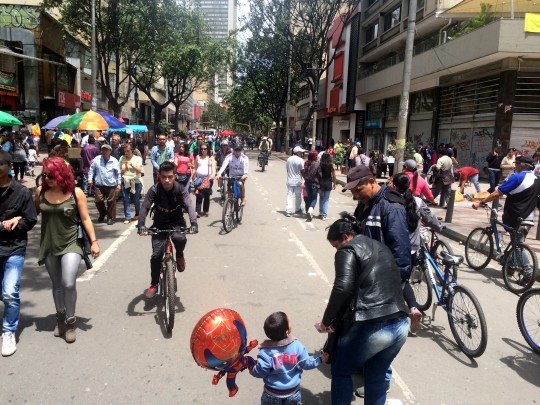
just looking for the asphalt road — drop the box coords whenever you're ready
[1,150,538,404]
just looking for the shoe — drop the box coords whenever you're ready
[98,215,106,223]
[145,284,158,299]
[123,219,131,224]
[355,381,390,398]
[295,208,304,214]
[203,212,209,217]
[133,215,139,220]
[2,332,16,356]
[307,207,313,220]
[107,219,115,225]
[321,216,328,221]
[216,186,222,192]
[177,257,186,272]
[196,212,201,218]
[518,274,533,286]
[286,212,292,217]
[410,307,422,334]
[54,311,66,337]
[64,317,76,343]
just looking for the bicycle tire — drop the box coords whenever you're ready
[235,200,243,223]
[164,259,175,333]
[222,198,234,233]
[35,174,42,188]
[464,227,493,270]
[446,284,488,358]
[261,159,266,172]
[502,244,538,294]
[410,263,432,312]
[431,240,455,277]
[516,288,540,355]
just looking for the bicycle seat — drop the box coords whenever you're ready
[440,251,463,265]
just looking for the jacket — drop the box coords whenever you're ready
[322,235,409,326]
[354,184,411,279]
[486,152,502,170]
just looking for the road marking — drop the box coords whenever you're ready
[393,369,416,404]
[78,225,136,282]
[288,231,330,286]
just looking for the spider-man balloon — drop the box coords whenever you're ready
[190,308,257,397]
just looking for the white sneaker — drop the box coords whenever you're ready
[2,332,16,356]
[307,207,314,220]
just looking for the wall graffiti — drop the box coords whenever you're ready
[0,5,40,30]
[450,128,471,167]
[471,127,494,175]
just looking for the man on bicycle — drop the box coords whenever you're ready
[215,140,231,193]
[137,161,198,298]
[217,145,249,207]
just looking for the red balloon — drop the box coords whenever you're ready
[190,308,251,371]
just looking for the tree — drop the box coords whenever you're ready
[201,101,230,130]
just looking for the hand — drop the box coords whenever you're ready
[216,175,221,180]
[138,225,148,235]
[241,175,247,181]
[116,184,121,191]
[87,181,93,187]
[190,224,198,234]
[472,202,479,210]
[2,217,21,231]
[90,242,100,258]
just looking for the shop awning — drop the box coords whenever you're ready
[0,47,66,66]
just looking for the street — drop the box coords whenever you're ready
[1,150,539,404]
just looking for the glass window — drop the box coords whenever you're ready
[366,23,378,43]
[384,7,401,31]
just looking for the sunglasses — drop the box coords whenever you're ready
[43,173,56,180]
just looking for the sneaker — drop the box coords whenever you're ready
[2,332,16,356]
[321,216,328,221]
[295,208,304,215]
[107,218,115,225]
[216,186,222,192]
[307,207,313,220]
[177,257,186,272]
[123,219,131,224]
[410,307,422,334]
[518,274,533,286]
[355,381,390,398]
[98,215,106,223]
[286,212,292,217]
[145,284,158,299]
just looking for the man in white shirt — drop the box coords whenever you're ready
[217,145,249,206]
[285,146,305,217]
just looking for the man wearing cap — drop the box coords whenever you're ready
[88,144,121,225]
[0,150,37,356]
[285,146,306,216]
[217,145,249,206]
[473,155,540,284]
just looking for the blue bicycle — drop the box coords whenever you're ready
[465,202,537,294]
[221,176,244,233]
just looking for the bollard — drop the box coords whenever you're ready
[445,189,456,223]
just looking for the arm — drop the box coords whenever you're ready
[191,156,199,181]
[1,188,37,232]
[419,177,434,201]
[331,166,336,189]
[137,185,156,227]
[150,147,160,171]
[297,344,321,370]
[242,156,249,178]
[417,199,444,232]
[472,189,503,209]
[250,352,272,379]
[218,154,231,177]
[75,188,100,257]
[34,186,42,215]
[181,184,198,226]
[88,159,96,184]
[211,157,217,178]
[382,204,411,280]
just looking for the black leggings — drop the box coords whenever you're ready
[13,162,26,179]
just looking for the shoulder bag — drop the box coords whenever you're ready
[72,191,93,270]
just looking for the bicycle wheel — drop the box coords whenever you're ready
[222,198,234,233]
[464,228,493,270]
[235,200,243,223]
[164,259,176,333]
[446,284,488,358]
[431,240,455,275]
[261,159,266,172]
[516,288,540,354]
[35,174,42,188]
[502,244,538,294]
[410,263,432,312]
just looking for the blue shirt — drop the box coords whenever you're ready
[88,155,121,187]
[498,170,540,227]
[150,146,174,172]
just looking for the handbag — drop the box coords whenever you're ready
[197,177,211,190]
[176,173,189,182]
[72,192,93,270]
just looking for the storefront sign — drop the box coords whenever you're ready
[0,70,16,93]
[57,90,81,109]
[80,90,92,102]
[365,119,382,129]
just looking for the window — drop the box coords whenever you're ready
[366,23,378,43]
[384,7,401,31]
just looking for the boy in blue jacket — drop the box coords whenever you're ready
[250,311,322,404]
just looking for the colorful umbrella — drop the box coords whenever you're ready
[0,110,23,126]
[220,129,236,136]
[43,115,70,129]
[57,110,127,131]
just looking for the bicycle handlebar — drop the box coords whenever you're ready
[145,227,191,235]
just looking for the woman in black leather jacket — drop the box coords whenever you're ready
[320,219,409,405]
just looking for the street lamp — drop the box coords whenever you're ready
[134,90,139,124]
[91,0,97,111]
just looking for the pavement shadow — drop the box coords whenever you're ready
[301,387,332,404]
[500,337,540,387]
[459,265,508,290]
[17,313,93,339]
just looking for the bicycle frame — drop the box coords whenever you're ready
[420,246,456,308]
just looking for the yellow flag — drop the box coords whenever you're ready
[524,13,540,33]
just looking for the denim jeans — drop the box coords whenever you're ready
[261,389,301,405]
[469,174,481,193]
[318,189,331,218]
[286,185,302,214]
[488,169,501,193]
[305,184,318,210]
[121,182,142,220]
[331,315,409,405]
[0,255,24,333]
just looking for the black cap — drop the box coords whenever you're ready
[516,155,534,166]
[233,145,242,151]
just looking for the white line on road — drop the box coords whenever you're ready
[287,231,330,286]
[78,225,136,282]
[393,368,416,404]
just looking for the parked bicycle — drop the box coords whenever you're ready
[145,227,190,333]
[410,229,488,357]
[464,202,537,294]
[222,176,244,233]
[516,288,540,354]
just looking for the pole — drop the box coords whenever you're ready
[284,42,292,153]
[395,0,417,172]
[91,0,97,112]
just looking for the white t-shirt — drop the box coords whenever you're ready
[286,155,304,187]
[195,156,213,177]
[28,149,38,162]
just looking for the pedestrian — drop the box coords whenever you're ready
[486,144,503,193]
[27,145,38,177]
[11,136,28,183]
[402,159,436,204]
[119,144,143,224]
[455,166,481,194]
[174,142,194,188]
[318,152,336,220]
[432,150,454,208]
[191,142,216,217]
[500,147,517,180]
[110,135,122,160]
[88,143,121,225]
[35,157,100,343]
[150,134,174,184]
[320,219,409,405]
[81,136,100,196]
[0,151,37,356]
[348,142,359,169]
[285,146,305,217]
[250,311,321,404]
[303,150,320,220]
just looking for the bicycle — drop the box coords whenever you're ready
[464,202,537,294]
[516,287,540,354]
[222,176,244,233]
[145,227,190,333]
[258,150,269,172]
[410,234,488,357]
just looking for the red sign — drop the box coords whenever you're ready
[80,90,92,102]
[57,90,81,109]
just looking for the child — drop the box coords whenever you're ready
[28,145,38,177]
[250,312,321,405]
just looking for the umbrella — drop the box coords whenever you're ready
[0,110,23,126]
[220,129,236,136]
[57,110,126,131]
[43,115,70,129]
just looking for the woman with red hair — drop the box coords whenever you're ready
[34,157,99,343]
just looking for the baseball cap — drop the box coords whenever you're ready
[97,136,106,142]
[293,146,305,154]
[342,165,373,191]
[234,144,242,151]
[221,140,228,146]
[516,155,534,166]
[101,144,112,150]
[403,159,417,171]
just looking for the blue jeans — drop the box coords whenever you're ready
[121,182,142,220]
[318,189,331,217]
[331,315,409,405]
[261,389,301,405]
[305,184,318,210]
[0,255,24,333]
[469,174,481,193]
[488,170,500,193]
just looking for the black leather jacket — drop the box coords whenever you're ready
[322,235,408,326]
